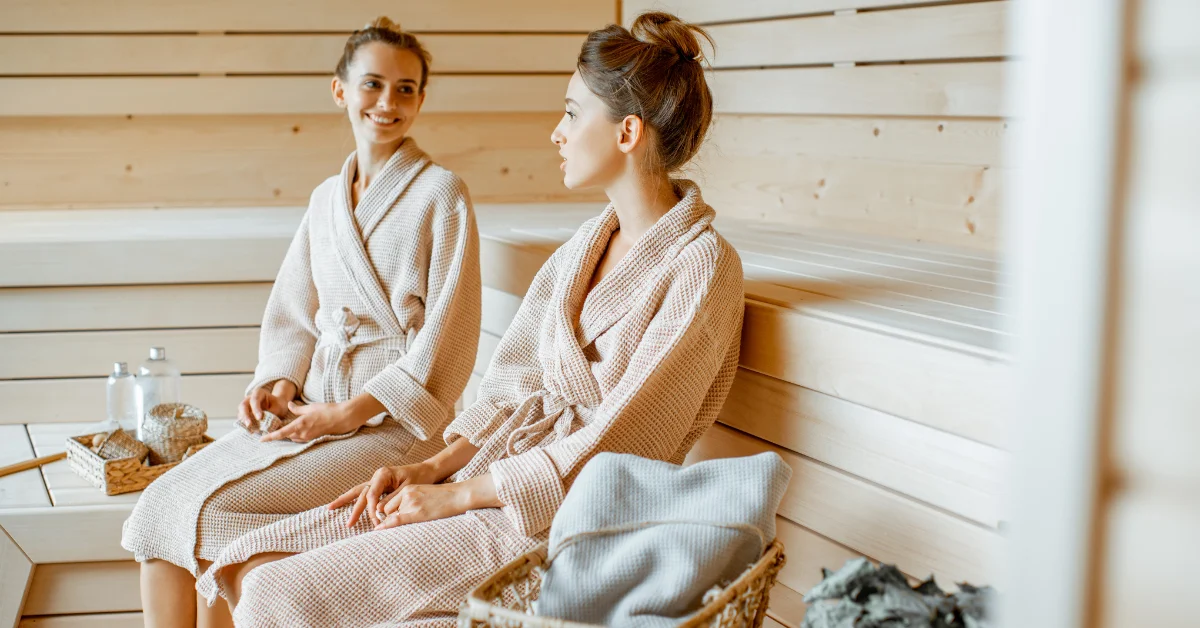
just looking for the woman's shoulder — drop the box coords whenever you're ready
[414,162,471,209]
[673,228,743,284]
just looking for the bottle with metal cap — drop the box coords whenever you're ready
[105,361,138,432]
[135,347,182,441]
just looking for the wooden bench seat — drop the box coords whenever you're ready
[0,205,1010,626]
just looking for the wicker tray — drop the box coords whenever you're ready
[65,431,213,496]
[458,540,786,628]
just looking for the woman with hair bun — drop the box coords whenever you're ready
[197,12,745,627]
[122,17,482,627]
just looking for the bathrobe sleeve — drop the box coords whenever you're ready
[246,207,321,396]
[489,245,746,536]
[442,246,564,447]
[362,178,482,441]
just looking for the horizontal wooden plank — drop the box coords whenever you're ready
[0,74,569,116]
[23,562,140,615]
[0,207,301,286]
[711,63,1007,117]
[766,582,806,627]
[0,0,613,33]
[475,332,502,375]
[0,113,603,210]
[707,3,1007,69]
[0,328,258,379]
[0,426,50,509]
[772,516,869,600]
[693,151,1003,250]
[0,374,250,426]
[687,423,1001,586]
[27,420,237,507]
[1101,490,1200,628]
[1,527,33,628]
[481,287,524,338]
[705,115,1008,167]
[0,284,272,333]
[739,300,1008,447]
[720,368,1008,526]
[0,505,133,563]
[623,0,940,24]
[0,33,584,75]
[18,613,143,628]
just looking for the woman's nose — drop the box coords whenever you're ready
[550,126,564,146]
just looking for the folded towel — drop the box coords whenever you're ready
[536,451,792,626]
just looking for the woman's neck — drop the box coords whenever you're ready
[604,172,679,241]
[353,138,404,191]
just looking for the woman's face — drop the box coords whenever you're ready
[550,71,627,190]
[332,42,425,147]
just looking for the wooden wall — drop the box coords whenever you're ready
[0,0,617,209]
[624,0,1010,250]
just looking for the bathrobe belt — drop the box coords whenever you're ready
[316,306,413,403]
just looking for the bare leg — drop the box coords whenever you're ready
[195,559,234,628]
[141,559,198,628]
[222,552,295,611]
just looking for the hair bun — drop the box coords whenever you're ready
[630,11,710,63]
[364,15,403,33]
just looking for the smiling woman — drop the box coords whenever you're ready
[119,16,484,628]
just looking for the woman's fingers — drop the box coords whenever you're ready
[260,419,303,443]
[346,486,371,527]
[248,391,265,420]
[237,398,254,429]
[329,482,364,510]
[363,469,391,527]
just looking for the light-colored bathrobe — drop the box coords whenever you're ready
[121,138,481,576]
[196,180,746,628]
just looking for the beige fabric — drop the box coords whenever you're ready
[196,180,745,627]
[121,138,481,576]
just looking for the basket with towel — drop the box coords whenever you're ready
[459,451,793,627]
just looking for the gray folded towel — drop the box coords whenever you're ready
[536,451,792,626]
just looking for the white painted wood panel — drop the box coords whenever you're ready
[0,284,272,333]
[0,427,50,509]
[475,332,502,375]
[0,527,33,628]
[18,613,143,628]
[0,328,259,379]
[0,505,133,563]
[481,287,523,339]
[0,373,250,426]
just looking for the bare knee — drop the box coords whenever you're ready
[221,552,293,608]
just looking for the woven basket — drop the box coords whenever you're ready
[66,431,213,496]
[141,403,208,464]
[457,540,786,628]
[93,428,150,461]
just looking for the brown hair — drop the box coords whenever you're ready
[335,16,432,92]
[577,12,714,173]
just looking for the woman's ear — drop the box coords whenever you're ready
[617,114,645,155]
[331,77,347,108]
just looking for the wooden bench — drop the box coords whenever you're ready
[0,205,1009,627]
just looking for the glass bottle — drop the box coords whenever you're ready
[135,346,182,440]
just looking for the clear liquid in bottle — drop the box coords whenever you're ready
[135,346,182,440]
[106,361,138,432]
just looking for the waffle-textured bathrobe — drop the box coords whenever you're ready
[121,138,481,577]
[196,180,746,628]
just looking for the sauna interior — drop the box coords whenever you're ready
[0,0,1194,626]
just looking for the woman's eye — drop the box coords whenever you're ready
[364,81,380,89]
[565,110,576,120]
[399,86,414,94]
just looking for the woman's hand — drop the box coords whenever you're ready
[238,382,294,432]
[259,400,363,443]
[328,462,442,527]
[374,473,502,530]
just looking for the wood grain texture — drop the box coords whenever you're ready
[623,0,943,24]
[687,423,1002,586]
[705,3,1007,68]
[17,613,143,628]
[0,0,612,32]
[22,562,140,615]
[0,374,249,426]
[0,427,50,509]
[0,284,272,333]
[0,113,598,209]
[0,75,570,116]
[0,34,584,75]
[711,63,1008,117]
